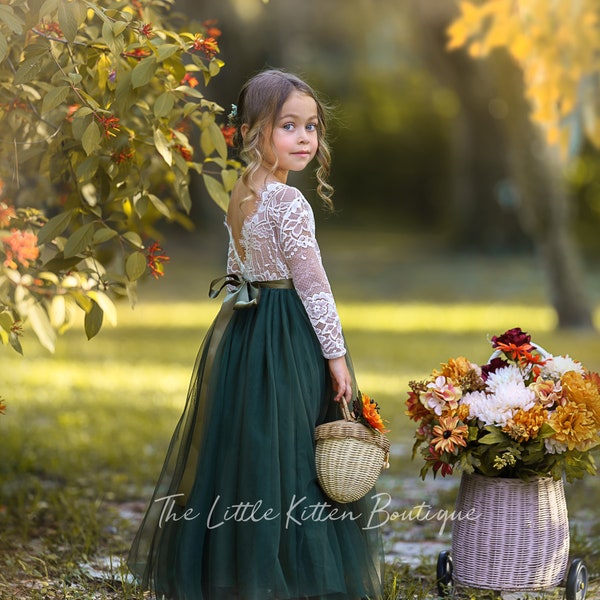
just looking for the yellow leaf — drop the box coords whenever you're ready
[97,53,111,92]
[446,20,469,51]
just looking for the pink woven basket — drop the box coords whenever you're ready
[452,473,569,591]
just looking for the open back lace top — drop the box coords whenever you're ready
[226,182,346,359]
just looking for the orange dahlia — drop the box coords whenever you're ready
[503,404,546,442]
[548,402,597,451]
[562,371,600,428]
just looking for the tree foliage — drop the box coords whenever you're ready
[447,0,600,158]
[0,0,239,353]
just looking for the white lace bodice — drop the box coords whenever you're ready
[226,182,346,359]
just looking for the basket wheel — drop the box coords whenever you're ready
[436,550,453,599]
[566,558,588,600]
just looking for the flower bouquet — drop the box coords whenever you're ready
[406,327,600,482]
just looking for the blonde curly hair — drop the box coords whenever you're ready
[232,69,334,211]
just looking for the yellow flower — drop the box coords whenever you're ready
[436,356,473,381]
[503,404,546,442]
[548,402,597,451]
[456,403,471,422]
[562,371,600,428]
[431,415,468,454]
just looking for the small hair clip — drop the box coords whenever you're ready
[228,104,237,125]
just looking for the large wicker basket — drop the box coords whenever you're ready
[452,473,570,591]
[314,399,390,504]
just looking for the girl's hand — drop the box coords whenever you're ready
[328,356,352,403]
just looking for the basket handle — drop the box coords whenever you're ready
[339,397,355,422]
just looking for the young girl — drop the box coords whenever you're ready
[128,69,384,600]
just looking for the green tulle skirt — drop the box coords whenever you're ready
[128,283,384,600]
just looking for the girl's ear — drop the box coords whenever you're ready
[240,123,249,139]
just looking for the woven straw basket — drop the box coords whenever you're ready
[314,399,390,504]
[452,473,570,591]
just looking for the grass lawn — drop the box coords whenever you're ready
[1,229,600,599]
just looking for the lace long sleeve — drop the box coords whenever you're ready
[276,188,346,359]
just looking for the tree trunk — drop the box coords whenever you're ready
[409,0,594,329]
[502,94,594,328]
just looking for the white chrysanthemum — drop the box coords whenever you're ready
[486,365,525,393]
[545,437,568,455]
[541,355,585,379]
[462,381,535,427]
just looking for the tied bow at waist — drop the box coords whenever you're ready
[209,274,294,309]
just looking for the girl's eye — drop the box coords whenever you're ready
[306,123,318,132]
[283,123,295,131]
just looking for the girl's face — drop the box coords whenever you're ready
[263,90,319,177]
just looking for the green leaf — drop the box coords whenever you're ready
[154,92,174,118]
[0,311,12,333]
[153,127,172,166]
[0,32,7,64]
[28,303,56,353]
[0,5,24,34]
[82,0,111,25]
[41,85,70,115]
[126,251,147,281]
[123,231,143,248]
[200,127,214,156]
[478,426,509,445]
[38,0,59,20]
[112,20,128,36]
[88,290,117,326]
[147,193,171,218]
[84,300,103,340]
[75,155,99,181]
[92,227,117,244]
[64,222,95,258]
[208,121,227,159]
[156,43,179,62]
[9,331,23,354]
[37,209,74,244]
[131,56,157,89]
[58,0,83,43]
[13,55,44,85]
[203,174,229,212]
[82,121,101,155]
[222,168,239,193]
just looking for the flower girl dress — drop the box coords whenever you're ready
[128,182,384,600]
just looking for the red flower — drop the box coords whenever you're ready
[131,0,144,18]
[139,23,153,37]
[65,104,81,122]
[37,20,63,37]
[3,229,40,269]
[123,48,152,60]
[191,35,219,59]
[481,357,509,380]
[0,398,6,415]
[145,242,170,279]
[181,72,199,88]
[203,19,222,38]
[175,144,193,161]
[96,114,120,138]
[111,147,135,164]
[220,125,237,147]
[426,446,454,476]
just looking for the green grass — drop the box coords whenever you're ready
[1,231,600,599]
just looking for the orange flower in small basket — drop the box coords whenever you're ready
[355,392,389,433]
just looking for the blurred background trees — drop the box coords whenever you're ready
[2,0,599,352]
[178,0,600,330]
